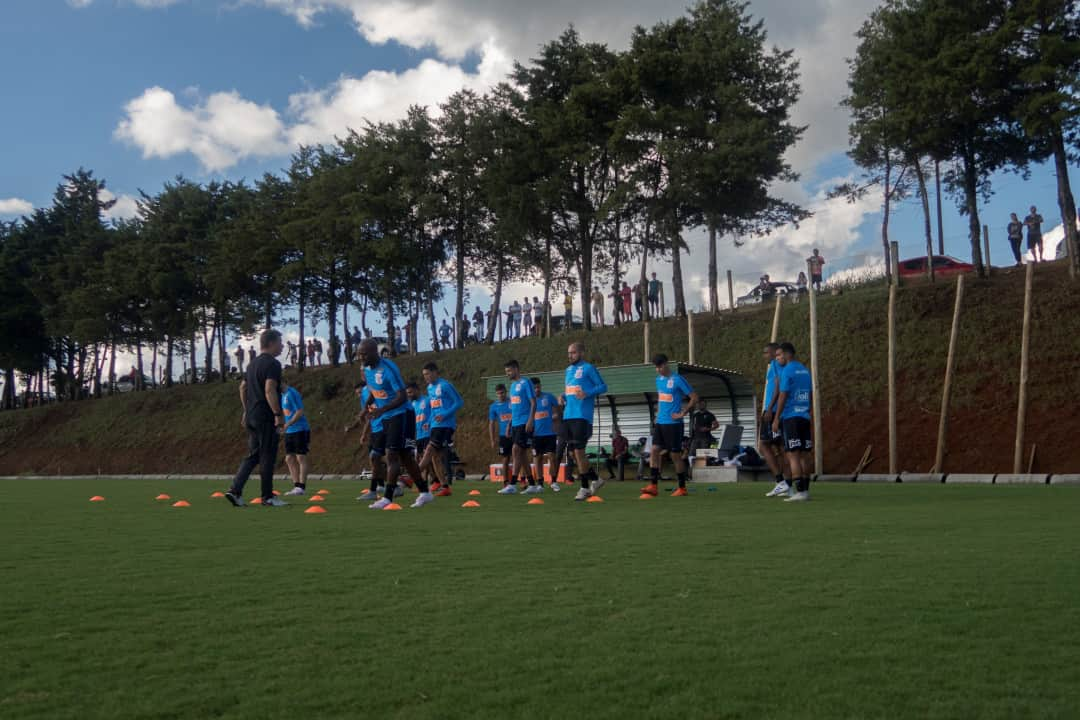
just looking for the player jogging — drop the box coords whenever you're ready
[349,383,387,501]
[642,354,698,497]
[358,339,434,509]
[772,342,814,502]
[420,362,464,497]
[760,343,792,497]
[530,377,561,493]
[280,376,311,496]
[560,342,609,501]
[488,384,513,485]
[406,382,433,487]
[500,360,536,494]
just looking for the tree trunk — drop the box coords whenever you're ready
[707,224,719,314]
[486,262,505,345]
[108,338,117,396]
[611,225,622,327]
[385,285,396,357]
[426,292,439,352]
[151,343,158,389]
[1050,125,1079,279]
[671,228,687,318]
[935,158,945,256]
[264,293,273,330]
[454,228,466,349]
[914,157,935,283]
[136,334,145,391]
[164,336,174,388]
[298,274,307,372]
[542,235,553,339]
[961,144,985,276]
[3,368,14,409]
[189,329,198,384]
[883,152,893,282]
[217,316,227,382]
[328,272,339,367]
[639,224,650,322]
[202,318,215,380]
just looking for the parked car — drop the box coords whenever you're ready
[736,282,800,308]
[897,255,975,278]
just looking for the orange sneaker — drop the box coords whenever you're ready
[671,487,689,497]
[430,481,442,492]
[435,487,453,497]
[641,483,659,497]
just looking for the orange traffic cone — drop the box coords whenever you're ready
[461,500,481,508]
[468,489,481,496]
[172,500,191,508]
[317,489,331,495]
[250,497,263,505]
[211,491,225,498]
[527,498,545,505]
[155,494,171,501]
[305,506,328,514]
[89,496,105,502]
[638,494,654,500]
[586,496,604,503]
[309,495,326,502]
[383,503,403,511]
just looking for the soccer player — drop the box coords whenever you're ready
[530,377,561,493]
[500,360,536,494]
[358,339,434,509]
[406,382,432,487]
[560,342,609,501]
[226,329,288,508]
[420,362,464,497]
[280,376,311,496]
[488,384,513,486]
[772,342,814,502]
[348,382,386,501]
[760,343,791,497]
[642,354,698,497]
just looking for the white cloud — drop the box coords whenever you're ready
[0,198,33,216]
[70,0,187,7]
[114,87,288,172]
[99,189,142,221]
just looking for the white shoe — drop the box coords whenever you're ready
[523,485,541,495]
[498,485,519,495]
[589,476,606,495]
[550,481,561,493]
[284,487,305,496]
[411,492,435,508]
[765,481,790,498]
[263,497,289,507]
[574,488,592,502]
[393,484,405,498]
[784,491,811,503]
[369,498,392,510]
[357,490,378,501]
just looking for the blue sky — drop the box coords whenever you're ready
[1,0,1071,362]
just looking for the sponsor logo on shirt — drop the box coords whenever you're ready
[658,393,673,403]
[500,413,512,422]
[566,385,581,396]
[534,411,549,419]
[510,396,521,404]
[431,398,443,408]
[371,389,388,400]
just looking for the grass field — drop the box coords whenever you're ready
[2,480,1079,719]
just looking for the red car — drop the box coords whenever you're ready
[897,255,975,278]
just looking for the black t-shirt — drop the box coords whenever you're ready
[692,410,717,439]
[245,353,283,423]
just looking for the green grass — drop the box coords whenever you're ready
[2,480,1078,719]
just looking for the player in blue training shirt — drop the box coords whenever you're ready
[488,384,513,486]
[406,382,433,488]
[346,381,385,501]
[358,339,433,509]
[500,359,536,495]
[529,377,562,494]
[772,342,814,503]
[559,341,609,501]
[420,362,464,496]
[759,343,791,498]
[280,376,312,496]
[643,354,699,497]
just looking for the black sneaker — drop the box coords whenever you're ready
[225,491,246,508]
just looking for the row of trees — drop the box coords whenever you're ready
[841,0,1080,279]
[0,0,807,406]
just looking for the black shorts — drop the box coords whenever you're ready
[369,431,387,458]
[372,414,407,456]
[511,425,531,449]
[532,434,557,455]
[652,423,684,453]
[498,436,513,458]
[782,417,813,452]
[284,430,310,456]
[415,437,430,456]
[1028,234,1043,250]
[563,419,592,450]
[429,427,455,449]
[759,418,783,445]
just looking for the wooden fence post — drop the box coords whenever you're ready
[888,283,898,475]
[1013,262,1034,473]
[983,225,992,276]
[934,275,965,473]
[727,270,735,313]
[771,293,782,343]
[643,321,651,365]
[808,260,823,476]
[687,311,696,364]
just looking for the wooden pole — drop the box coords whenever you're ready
[727,269,735,313]
[888,283,898,475]
[934,275,965,473]
[890,241,901,287]
[1013,262,1034,473]
[770,293,783,343]
[983,225,992,277]
[643,321,651,365]
[808,260,823,476]
[687,311,696,364]
[660,285,667,319]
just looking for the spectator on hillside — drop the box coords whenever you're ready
[1024,206,1045,262]
[248,345,256,366]
[234,346,245,373]
[522,298,533,336]
[508,299,522,338]
[563,292,573,331]
[1007,213,1024,265]
[807,249,825,291]
[286,341,297,367]
[472,306,485,342]
[351,326,363,346]
[314,338,323,366]
[797,271,808,293]
[306,340,315,367]
[439,319,452,349]
[591,286,605,327]
[757,275,773,299]
[648,273,661,318]
[460,315,471,346]
[633,283,644,320]
[618,282,633,321]
[533,296,546,335]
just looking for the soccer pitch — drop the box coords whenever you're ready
[2,481,1078,720]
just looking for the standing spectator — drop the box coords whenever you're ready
[234,345,245,373]
[351,326,363,347]
[648,273,661,318]
[286,341,297,367]
[1024,206,1044,262]
[807,249,825,291]
[472,306,485,341]
[533,296,545,336]
[688,398,719,459]
[306,340,315,367]
[439,319,452,349]
[314,338,323,366]
[1007,213,1024,266]
[633,283,644,320]
[460,315,470,346]
[563,292,573,332]
[795,271,808,301]
[618,282,633,321]
[508,299,522,339]
[522,297,533,337]
[247,345,256,366]
[590,286,605,327]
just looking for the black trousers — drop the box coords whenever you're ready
[1009,237,1023,264]
[604,454,628,481]
[232,418,279,500]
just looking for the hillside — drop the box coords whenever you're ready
[3,262,1079,476]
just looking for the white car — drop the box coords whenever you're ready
[736,282,801,307]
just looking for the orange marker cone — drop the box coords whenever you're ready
[383,503,403,511]
[461,500,481,508]
[468,489,481,496]
[317,489,331,495]
[272,490,281,496]
[309,495,326,502]
[527,498,545,505]
[89,496,105,502]
[586,496,604,503]
[305,506,327,514]
[211,491,225,498]
[172,500,191,508]
[250,497,263,505]
[638,494,654,500]
[155,494,172,501]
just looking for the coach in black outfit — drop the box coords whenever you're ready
[226,329,286,507]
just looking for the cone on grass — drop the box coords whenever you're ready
[211,491,225,498]
[461,500,481,508]
[272,490,281,496]
[586,496,604,503]
[250,497,263,505]
[172,501,191,508]
[155,494,172,501]
[468,490,481,496]
[89,496,105,502]
[317,489,331,495]
[638,494,654,500]
[305,506,327,515]
[309,495,326,502]
[383,503,403,511]
[527,498,545,505]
